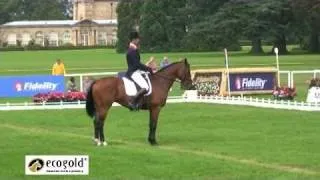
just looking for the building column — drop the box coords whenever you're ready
[89,30,93,46]
[110,3,113,19]
[93,30,96,45]
[73,2,78,20]
[75,30,79,46]
[72,30,77,46]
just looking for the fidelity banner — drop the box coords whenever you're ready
[0,75,65,97]
[229,72,276,91]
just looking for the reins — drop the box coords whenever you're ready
[153,73,181,83]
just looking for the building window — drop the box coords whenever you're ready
[49,32,58,46]
[80,31,89,46]
[63,31,71,44]
[97,32,107,45]
[35,31,44,46]
[111,31,117,45]
[7,34,17,46]
[22,33,31,46]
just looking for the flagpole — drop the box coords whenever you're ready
[274,47,280,87]
[224,48,231,97]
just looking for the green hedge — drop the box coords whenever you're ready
[0,45,115,52]
[239,40,274,46]
[0,47,25,51]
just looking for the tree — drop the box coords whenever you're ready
[184,0,245,51]
[138,0,186,52]
[140,0,169,52]
[161,0,187,50]
[238,0,268,54]
[59,0,73,19]
[116,0,143,53]
[247,0,294,54]
[0,0,19,24]
[7,0,70,21]
[291,0,320,52]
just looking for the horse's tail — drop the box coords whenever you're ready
[86,82,96,118]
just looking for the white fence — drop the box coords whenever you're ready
[279,70,320,87]
[65,72,118,92]
[290,70,320,88]
[1,69,319,111]
[1,96,319,111]
[66,70,320,92]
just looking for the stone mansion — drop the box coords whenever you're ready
[0,0,118,47]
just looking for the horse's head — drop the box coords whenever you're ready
[178,58,194,90]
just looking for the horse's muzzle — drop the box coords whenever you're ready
[188,84,197,90]
[183,83,196,90]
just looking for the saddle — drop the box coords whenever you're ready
[119,72,152,97]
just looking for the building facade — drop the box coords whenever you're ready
[0,0,118,47]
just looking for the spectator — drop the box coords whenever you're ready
[146,56,158,73]
[52,59,66,75]
[160,56,170,69]
[67,77,78,92]
[309,78,320,88]
[83,76,94,94]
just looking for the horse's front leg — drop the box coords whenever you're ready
[148,106,160,145]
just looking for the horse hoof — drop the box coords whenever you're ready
[150,142,158,146]
[93,138,99,143]
[149,140,158,146]
[102,141,108,146]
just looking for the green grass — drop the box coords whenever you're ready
[0,48,319,102]
[0,47,319,179]
[0,103,319,179]
[0,48,319,76]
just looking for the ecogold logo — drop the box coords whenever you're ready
[28,159,44,172]
[25,155,89,175]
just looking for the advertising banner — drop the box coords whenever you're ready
[25,155,89,175]
[229,72,276,92]
[306,87,320,103]
[0,75,65,97]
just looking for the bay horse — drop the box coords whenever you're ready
[85,58,193,146]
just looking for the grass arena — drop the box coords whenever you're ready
[0,48,320,179]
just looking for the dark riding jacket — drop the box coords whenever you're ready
[126,46,151,77]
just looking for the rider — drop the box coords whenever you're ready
[126,31,153,110]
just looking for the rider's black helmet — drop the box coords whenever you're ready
[129,31,140,41]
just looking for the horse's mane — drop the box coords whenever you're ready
[155,62,181,73]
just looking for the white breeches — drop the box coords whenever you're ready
[131,70,149,91]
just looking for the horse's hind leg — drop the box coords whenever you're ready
[98,119,106,146]
[95,105,111,146]
[93,115,100,144]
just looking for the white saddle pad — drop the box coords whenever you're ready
[122,74,152,97]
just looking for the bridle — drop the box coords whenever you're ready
[149,63,191,85]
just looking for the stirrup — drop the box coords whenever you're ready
[128,102,139,111]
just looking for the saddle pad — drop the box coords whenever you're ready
[122,77,137,96]
[122,74,152,97]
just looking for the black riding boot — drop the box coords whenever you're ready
[128,88,147,111]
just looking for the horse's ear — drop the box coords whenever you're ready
[184,58,188,64]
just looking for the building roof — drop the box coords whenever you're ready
[1,19,117,27]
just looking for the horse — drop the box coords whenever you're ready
[85,58,194,146]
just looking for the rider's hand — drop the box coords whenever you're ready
[148,68,153,74]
